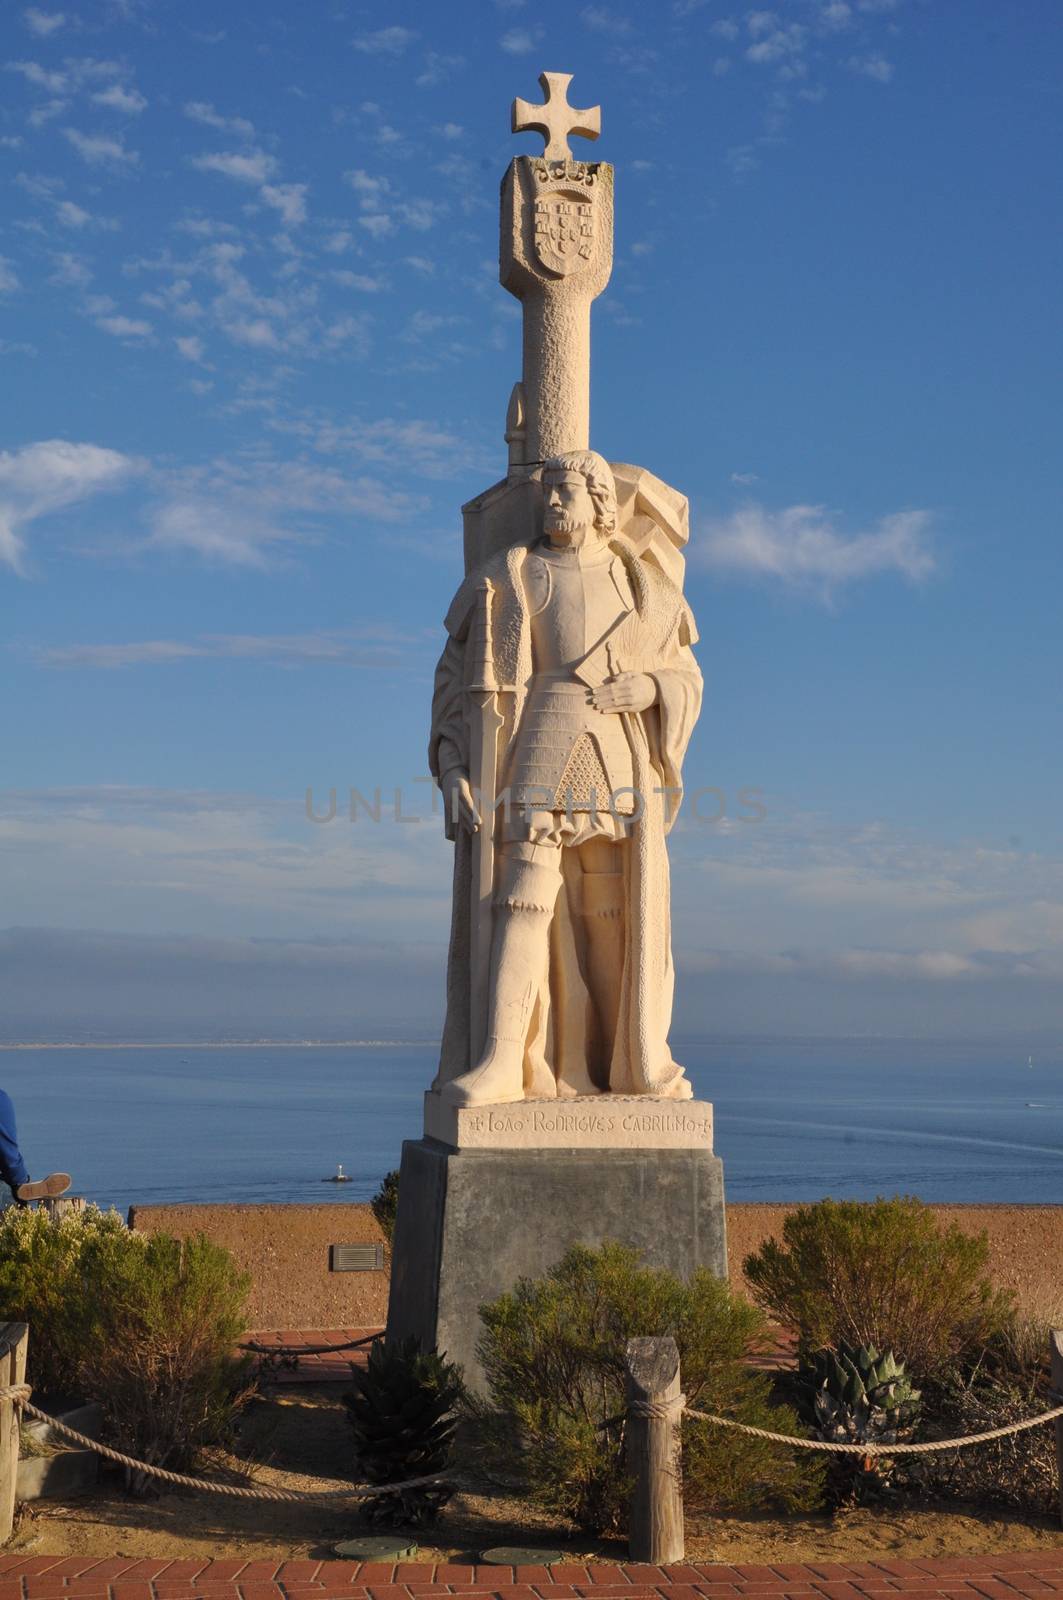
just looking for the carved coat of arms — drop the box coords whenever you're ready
[533,193,595,276]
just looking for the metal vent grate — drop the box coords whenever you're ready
[330,1242,384,1272]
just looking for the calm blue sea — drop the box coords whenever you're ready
[1,1038,1061,1213]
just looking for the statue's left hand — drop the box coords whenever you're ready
[590,671,657,714]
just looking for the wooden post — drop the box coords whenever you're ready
[40,1196,84,1224]
[625,1335,684,1564]
[0,1323,28,1545]
[1050,1330,1063,1528]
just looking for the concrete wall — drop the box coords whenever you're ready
[128,1203,389,1331]
[128,1200,1063,1332]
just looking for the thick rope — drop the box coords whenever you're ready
[629,1393,687,1421]
[3,1386,453,1502]
[684,1403,1063,1456]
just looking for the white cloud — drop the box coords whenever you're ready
[848,52,894,82]
[191,149,277,184]
[331,270,385,292]
[48,250,91,286]
[359,214,394,240]
[225,317,279,349]
[6,59,68,93]
[91,83,147,114]
[415,51,464,87]
[174,334,206,363]
[730,470,759,485]
[746,20,808,67]
[23,8,66,35]
[440,122,463,140]
[581,5,633,32]
[0,258,20,295]
[62,127,139,167]
[820,0,852,27]
[696,500,935,597]
[96,313,152,339]
[0,439,137,573]
[56,199,91,227]
[500,28,535,52]
[260,182,308,227]
[35,627,412,670]
[183,101,255,139]
[352,26,417,54]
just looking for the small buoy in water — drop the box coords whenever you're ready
[323,1163,352,1183]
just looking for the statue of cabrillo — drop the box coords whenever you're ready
[428,74,702,1109]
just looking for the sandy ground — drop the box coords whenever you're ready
[10,1384,1063,1567]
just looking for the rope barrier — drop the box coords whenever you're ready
[2,1384,454,1503]
[683,1402,1063,1456]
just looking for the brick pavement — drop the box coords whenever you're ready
[2,1553,1063,1600]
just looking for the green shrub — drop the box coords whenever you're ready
[475,1241,823,1535]
[743,1197,1013,1380]
[0,1207,252,1491]
[370,1170,400,1244]
[343,1336,463,1527]
[0,1206,127,1400]
[79,1228,253,1490]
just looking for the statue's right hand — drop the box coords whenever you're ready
[441,769,481,835]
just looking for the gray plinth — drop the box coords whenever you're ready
[386,1139,727,1392]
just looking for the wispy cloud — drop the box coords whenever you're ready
[34,626,414,670]
[23,8,66,35]
[500,28,537,53]
[190,149,277,184]
[183,100,255,138]
[847,52,894,81]
[0,439,138,573]
[96,312,153,340]
[0,258,20,295]
[91,82,147,113]
[260,182,308,227]
[352,26,417,55]
[696,500,936,598]
[62,127,139,167]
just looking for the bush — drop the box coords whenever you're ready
[0,1206,252,1491]
[371,1170,400,1244]
[911,1373,1058,1514]
[475,1241,823,1534]
[744,1197,1013,1380]
[0,1206,127,1401]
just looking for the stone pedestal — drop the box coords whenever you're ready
[386,1097,726,1392]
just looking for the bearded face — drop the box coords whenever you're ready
[542,471,602,549]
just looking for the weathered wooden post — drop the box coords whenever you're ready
[0,1323,28,1545]
[625,1336,685,1564]
[1050,1330,1063,1527]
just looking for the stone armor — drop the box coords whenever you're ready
[505,541,636,811]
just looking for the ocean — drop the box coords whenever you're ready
[2,1037,1061,1213]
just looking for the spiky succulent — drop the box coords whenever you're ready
[796,1342,922,1506]
[343,1336,464,1527]
[798,1342,922,1445]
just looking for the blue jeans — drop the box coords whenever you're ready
[0,1091,30,1195]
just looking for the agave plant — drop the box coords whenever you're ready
[798,1341,922,1444]
[796,1342,922,1505]
[343,1335,464,1527]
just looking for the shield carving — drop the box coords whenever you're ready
[532,193,595,277]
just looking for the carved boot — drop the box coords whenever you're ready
[441,854,560,1107]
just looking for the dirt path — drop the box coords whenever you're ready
[12,1385,1063,1565]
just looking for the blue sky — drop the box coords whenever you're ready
[1,0,1061,1043]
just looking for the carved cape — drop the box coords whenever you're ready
[429,537,702,1097]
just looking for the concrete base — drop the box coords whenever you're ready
[386,1140,726,1392]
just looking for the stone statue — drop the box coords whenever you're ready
[388,74,726,1393]
[430,450,702,1107]
[426,72,703,1110]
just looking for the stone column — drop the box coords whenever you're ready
[500,155,614,464]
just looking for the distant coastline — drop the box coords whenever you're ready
[0,1039,438,1051]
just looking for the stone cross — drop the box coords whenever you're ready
[501,70,613,465]
[511,71,601,162]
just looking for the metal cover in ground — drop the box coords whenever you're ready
[333,1537,419,1561]
[480,1548,565,1566]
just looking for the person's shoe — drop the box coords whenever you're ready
[16,1173,72,1203]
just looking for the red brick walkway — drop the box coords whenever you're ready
[2,1552,1063,1600]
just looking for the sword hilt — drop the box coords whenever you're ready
[468,577,499,694]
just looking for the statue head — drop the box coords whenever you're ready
[541,450,617,550]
